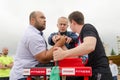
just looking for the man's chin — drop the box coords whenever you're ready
[41,27,45,31]
[37,27,45,31]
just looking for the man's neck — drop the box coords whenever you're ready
[2,54,7,57]
[77,25,83,34]
[58,31,67,35]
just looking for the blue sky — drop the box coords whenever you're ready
[0,0,120,56]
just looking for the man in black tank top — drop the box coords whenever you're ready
[53,11,112,80]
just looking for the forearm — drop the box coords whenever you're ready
[7,62,13,68]
[45,40,66,60]
[37,38,66,63]
[35,36,66,63]
[65,37,96,57]
[65,43,94,58]
[62,45,68,50]
[0,64,8,69]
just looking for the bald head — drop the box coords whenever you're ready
[29,11,44,23]
[29,11,46,31]
[2,47,8,55]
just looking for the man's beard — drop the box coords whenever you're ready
[34,22,45,31]
[4,53,8,55]
[36,25,45,31]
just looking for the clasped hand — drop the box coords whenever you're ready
[52,35,72,44]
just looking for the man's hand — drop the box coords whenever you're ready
[0,64,8,69]
[65,36,72,44]
[53,47,66,61]
[52,35,61,43]
[55,35,66,47]
[6,62,13,68]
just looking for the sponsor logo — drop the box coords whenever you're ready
[62,68,75,75]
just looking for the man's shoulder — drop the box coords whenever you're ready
[113,63,118,66]
[84,23,94,28]
[67,31,77,35]
[82,23,97,33]
[0,56,4,59]
[67,31,72,33]
[23,27,41,39]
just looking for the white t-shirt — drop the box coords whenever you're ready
[10,25,46,80]
[109,63,118,77]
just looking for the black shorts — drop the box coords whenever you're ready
[0,77,9,80]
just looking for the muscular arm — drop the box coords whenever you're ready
[65,36,96,57]
[34,36,66,63]
[53,36,97,61]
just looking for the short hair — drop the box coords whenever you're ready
[58,16,67,20]
[57,16,68,23]
[68,11,84,25]
[29,11,36,22]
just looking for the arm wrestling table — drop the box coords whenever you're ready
[23,58,92,80]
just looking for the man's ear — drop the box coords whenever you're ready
[71,20,76,25]
[57,24,59,28]
[31,18,35,24]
